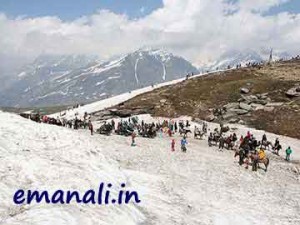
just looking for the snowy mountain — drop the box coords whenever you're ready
[201,49,265,72]
[200,49,294,72]
[0,49,198,107]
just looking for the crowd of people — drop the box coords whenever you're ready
[21,110,295,172]
[208,125,294,171]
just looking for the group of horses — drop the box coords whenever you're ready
[235,137,270,172]
[207,127,271,172]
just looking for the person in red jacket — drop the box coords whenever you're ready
[171,139,175,152]
[168,128,172,137]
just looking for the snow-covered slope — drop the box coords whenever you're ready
[0,111,299,224]
[51,74,193,119]
[0,49,198,107]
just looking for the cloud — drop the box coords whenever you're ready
[0,0,300,67]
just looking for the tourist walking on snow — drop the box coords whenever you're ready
[131,131,137,146]
[174,122,178,133]
[181,137,188,152]
[88,120,93,135]
[168,128,172,137]
[285,146,292,161]
[111,119,115,132]
[171,139,175,152]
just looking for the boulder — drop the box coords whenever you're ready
[97,115,114,121]
[263,106,275,112]
[251,103,264,111]
[111,109,132,118]
[193,118,203,124]
[222,112,236,120]
[265,102,284,107]
[252,99,268,105]
[239,95,257,104]
[240,88,250,94]
[229,118,240,124]
[206,114,215,122]
[160,99,167,104]
[239,102,252,111]
[109,108,118,112]
[224,102,239,110]
[286,86,300,97]
[238,120,245,125]
[260,95,269,100]
[229,108,249,115]
[94,110,113,117]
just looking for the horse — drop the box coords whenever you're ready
[234,148,251,168]
[179,128,192,137]
[259,140,273,151]
[98,123,113,135]
[224,137,235,150]
[250,154,270,172]
[208,133,221,147]
[194,128,205,140]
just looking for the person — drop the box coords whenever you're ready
[174,122,178,133]
[74,116,78,130]
[285,147,292,161]
[168,128,172,137]
[232,133,237,142]
[240,135,244,144]
[186,120,190,127]
[88,120,93,135]
[181,137,188,152]
[131,131,137,146]
[202,122,207,133]
[258,148,266,160]
[141,120,145,128]
[219,135,225,151]
[274,144,282,155]
[252,150,259,171]
[171,139,175,152]
[111,119,115,132]
[246,131,251,139]
[208,132,213,146]
[274,138,280,148]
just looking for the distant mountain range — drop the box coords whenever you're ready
[200,49,291,72]
[0,48,292,107]
[0,49,199,107]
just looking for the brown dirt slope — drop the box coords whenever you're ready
[113,59,300,139]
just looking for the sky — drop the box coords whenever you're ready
[0,0,163,20]
[1,0,300,69]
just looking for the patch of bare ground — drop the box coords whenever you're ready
[114,59,300,138]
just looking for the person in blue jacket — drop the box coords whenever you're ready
[181,137,188,152]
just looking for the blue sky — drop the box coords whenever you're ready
[1,0,300,20]
[266,0,300,15]
[0,0,163,20]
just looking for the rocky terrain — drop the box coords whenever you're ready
[91,59,300,139]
